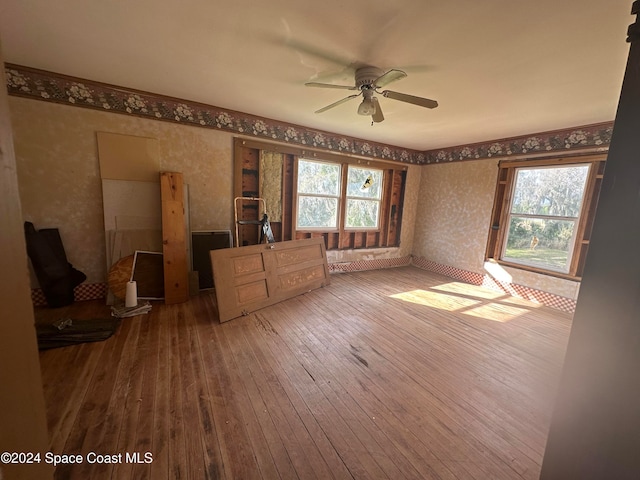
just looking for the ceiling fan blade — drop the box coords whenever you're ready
[371,97,384,123]
[373,69,407,88]
[305,82,357,90]
[283,38,353,68]
[382,90,438,109]
[315,94,360,113]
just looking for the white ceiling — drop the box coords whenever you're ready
[0,0,633,151]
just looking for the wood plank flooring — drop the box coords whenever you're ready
[36,266,572,479]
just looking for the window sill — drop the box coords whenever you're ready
[490,259,582,282]
[295,228,382,233]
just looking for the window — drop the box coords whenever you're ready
[296,159,341,229]
[234,137,407,250]
[486,155,606,279]
[296,159,383,230]
[345,166,383,229]
[503,164,590,273]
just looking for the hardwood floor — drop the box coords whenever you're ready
[36,266,572,479]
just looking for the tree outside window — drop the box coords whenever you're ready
[486,155,605,279]
[503,164,590,273]
[296,159,383,230]
[345,166,383,229]
[235,138,406,250]
[296,159,341,229]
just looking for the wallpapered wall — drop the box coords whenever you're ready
[412,159,581,299]
[9,96,419,285]
[10,93,580,299]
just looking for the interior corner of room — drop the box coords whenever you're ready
[12,96,601,313]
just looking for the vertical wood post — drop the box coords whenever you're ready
[161,172,189,304]
[0,37,54,480]
[540,3,640,479]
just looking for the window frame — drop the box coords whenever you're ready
[294,157,385,233]
[233,137,407,250]
[295,158,342,231]
[486,154,606,280]
[344,165,384,231]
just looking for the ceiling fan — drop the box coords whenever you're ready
[305,66,438,123]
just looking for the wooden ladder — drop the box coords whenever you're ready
[234,196,275,247]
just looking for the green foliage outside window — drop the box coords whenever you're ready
[503,164,589,273]
[345,167,382,228]
[296,160,383,230]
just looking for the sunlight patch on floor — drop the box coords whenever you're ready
[389,289,479,310]
[431,282,505,300]
[462,303,532,322]
[432,282,543,308]
[390,285,539,322]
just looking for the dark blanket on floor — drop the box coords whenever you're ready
[36,317,120,350]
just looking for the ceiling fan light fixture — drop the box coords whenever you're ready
[357,96,376,116]
[308,65,438,122]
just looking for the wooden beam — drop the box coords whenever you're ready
[0,49,53,479]
[160,172,189,304]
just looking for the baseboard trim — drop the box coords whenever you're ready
[410,256,576,313]
[31,257,577,313]
[31,282,108,307]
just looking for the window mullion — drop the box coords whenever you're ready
[338,163,348,238]
[510,212,579,222]
[301,192,340,200]
[292,157,299,239]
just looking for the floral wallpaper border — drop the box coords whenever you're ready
[5,63,613,165]
[4,64,425,164]
[423,122,613,164]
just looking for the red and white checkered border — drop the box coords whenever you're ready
[410,257,485,286]
[32,259,412,305]
[411,256,577,313]
[31,282,107,307]
[329,256,411,273]
[31,258,577,313]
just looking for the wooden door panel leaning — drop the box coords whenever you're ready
[210,238,330,322]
